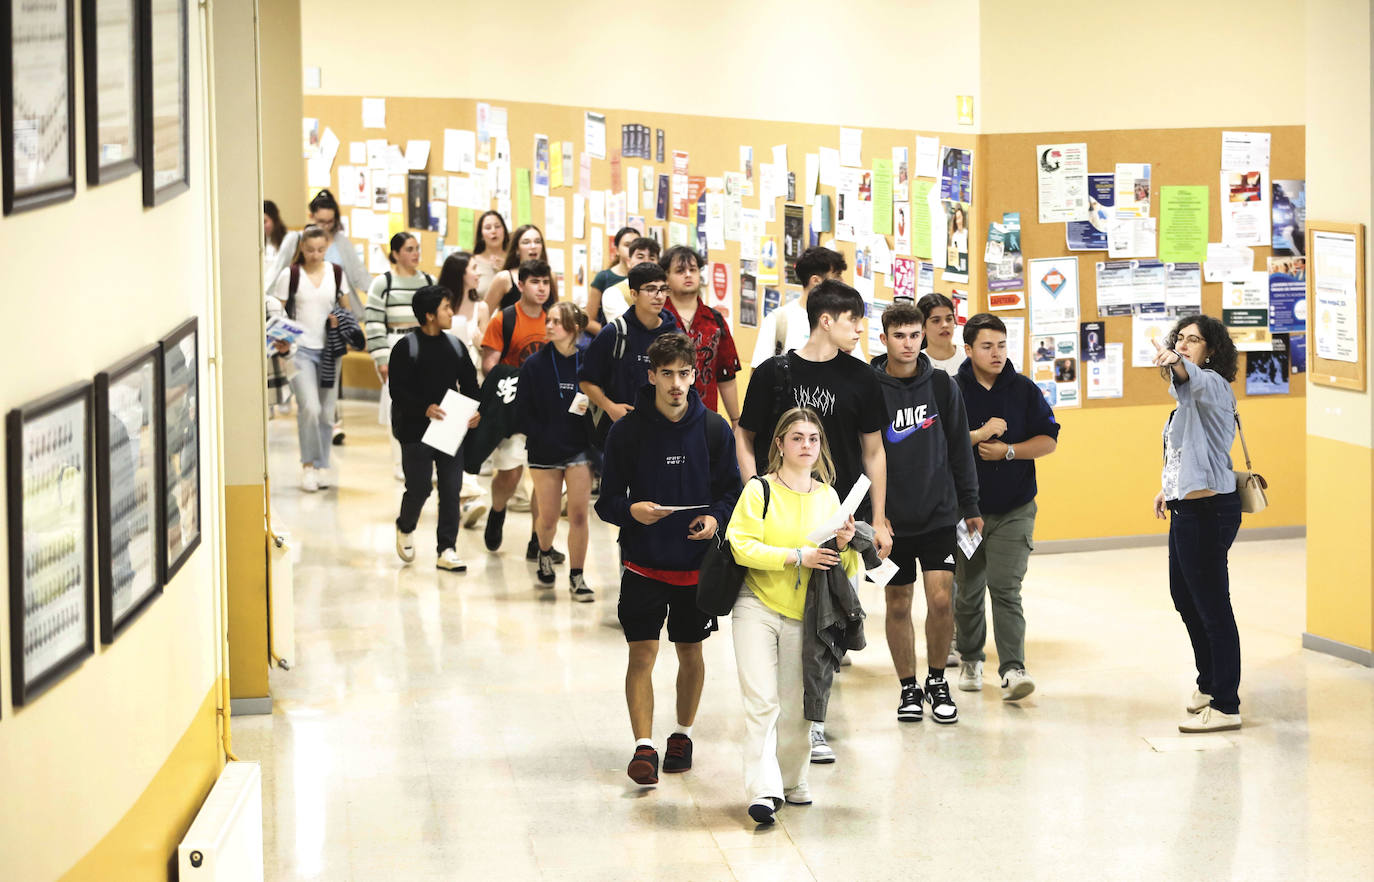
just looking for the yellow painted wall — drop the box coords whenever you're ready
[1305,436,1373,651]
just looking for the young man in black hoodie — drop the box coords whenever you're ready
[873,303,982,725]
[388,287,482,570]
[954,313,1060,702]
[595,333,742,787]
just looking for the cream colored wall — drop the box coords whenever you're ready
[1305,0,1372,446]
[261,0,306,225]
[299,0,981,131]
[0,7,225,880]
[978,0,1306,133]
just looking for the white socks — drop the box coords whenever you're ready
[635,738,653,749]
[673,725,693,738]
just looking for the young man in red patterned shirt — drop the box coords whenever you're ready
[659,246,742,427]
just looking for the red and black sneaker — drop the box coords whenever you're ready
[663,733,693,773]
[627,746,659,785]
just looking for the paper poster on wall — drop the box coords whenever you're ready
[1131,260,1166,315]
[442,130,475,174]
[1221,131,1270,171]
[571,244,588,307]
[1131,314,1172,367]
[1220,169,1270,246]
[839,127,863,167]
[1003,316,1025,373]
[1158,185,1209,263]
[1086,343,1124,399]
[361,98,385,129]
[894,200,912,256]
[654,175,669,221]
[1267,256,1307,332]
[1272,179,1306,255]
[910,182,934,259]
[818,147,839,188]
[914,135,939,179]
[739,268,759,328]
[710,262,732,329]
[783,204,805,284]
[758,236,780,285]
[1036,142,1089,222]
[942,201,970,283]
[1028,256,1080,333]
[927,185,945,270]
[1222,271,1273,351]
[584,112,606,159]
[1030,332,1080,408]
[1246,339,1290,395]
[986,212,1024,299]
[872,159,894,234]
[1203,242,1254,282]
[1065,173,1113,251]
[544,196,565,242]
[515,169,532,226]
[763,286,781,319]
[1311,229,1359,362]
[739,146,754,193]
[1108,216,1157,259]
[939,147,972,203]
[853,241,875,300]
[891,255,916,301]
[1096,260,1133,317]
[835,168,861,242]
[1080,321,1106,362]
[551,141,563,190]
[1290,333,1307,374]
[1114,163,1151,217]
[1165,262,1203,317]
[893,146,909,200]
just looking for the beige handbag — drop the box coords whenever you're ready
[1233,410,1268,514]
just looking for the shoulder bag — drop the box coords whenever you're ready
[1233,409,1269,514]
[696,476,769,616]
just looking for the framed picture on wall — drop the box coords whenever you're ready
[1,0,79,214]
[6,381,95,707]
[95,345,162,643]
[138,0,187,206]
[158,318,200,582]
[81,0,140,185]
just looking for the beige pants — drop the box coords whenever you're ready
[732,590,809,804]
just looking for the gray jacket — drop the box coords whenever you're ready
[802,521,880,721]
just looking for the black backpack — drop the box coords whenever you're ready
[696,475,770,616]
[286,262,343,319]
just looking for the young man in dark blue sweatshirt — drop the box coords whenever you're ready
[388,287,482,571]
[595,334,741,786]
[954,313,1060,702]
[873,302,982,725]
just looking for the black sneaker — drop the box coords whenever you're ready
[924,675,959,724]
[748,800,776,825]
[526,536,565,563]
[627,746,659,785]
[484,508,506,551]
[536,550,556,586]
[897,683,924,722]
[663,733,693,773]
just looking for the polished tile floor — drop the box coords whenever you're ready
[235,401,1374,881]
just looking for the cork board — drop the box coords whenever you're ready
[299,94,977,369]
[979,125,1306,409]
[1306,220,1366,391]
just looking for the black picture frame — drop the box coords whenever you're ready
[158,317,200,583]
[1,0,79,215]
[82,0,140,186]
[7,381,95,707]
[95,344,162,643]
[138,0,187,206]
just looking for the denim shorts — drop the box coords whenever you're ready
[528,451,591,470]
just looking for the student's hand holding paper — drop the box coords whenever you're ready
[272,341,290,354]
[834,515,855,550]
[425,403,446,420]
[467,412,481,429]
[630,501,672,525]
[801,546,841,570]
[965,516,984,534]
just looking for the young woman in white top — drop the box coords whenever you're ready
[263,200,288,291]
[270,226,352,491]
[917,292,966,376]
[437,250,489,351]
[266,189,369,312]
[471,210,509,299]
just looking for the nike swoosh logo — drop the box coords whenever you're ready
[884,415,939,443]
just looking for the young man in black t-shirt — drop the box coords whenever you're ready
[735,279,891,764]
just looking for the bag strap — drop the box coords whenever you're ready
[286,265,300,319]
[756,474,771,519]
[332,262,343,294]
[501,305,517,359]
[1233,407,1254,472]
[774,306,789,355]
[611,315,629,360]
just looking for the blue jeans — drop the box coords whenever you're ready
[1167,491,1243,713]
[288,347,336,468]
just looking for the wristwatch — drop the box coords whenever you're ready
[1004,444,1016,461]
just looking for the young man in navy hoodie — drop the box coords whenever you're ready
[595,333,742,786]
[579,262,680,446]
[873,302,982,725]
[954,313,1059,702]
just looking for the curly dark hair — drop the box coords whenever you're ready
[1164,314,1238,382]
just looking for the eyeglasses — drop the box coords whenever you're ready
[1179,334,1205,345]
[638,285,670,295]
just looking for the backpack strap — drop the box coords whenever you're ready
[501,305,518,360]
[406,328,466,363]
[332,262,343,295]
[771,352,793,418]
[611,315,629,360]
[422,271,434,285]
[755,474,771,519]
[406,328,419,361]
[286,265,301,319]
[930,362,953,412]
[381,271,393,334]
[774,306,789,356]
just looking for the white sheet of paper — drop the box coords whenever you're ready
[545,196,565,241]
[804,153,819,205]
[1220,131,1270,171]
[404,140,430,171]
[915,135,940,178]
[956,520,983,558]
[806,475,871,544]
[864,557,900,588]
[362,97,386,129]
[1086,343,1125,399]
[652,504,709,512]
[420,391,480,456]
[839,128,863,167]
[1203,243,1254,282]
[819,147,840,187]
[320,128,340,167]
[349,141,366,164]
[1003,316,1026,373]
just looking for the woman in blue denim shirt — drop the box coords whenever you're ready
[1150,315,1243,733]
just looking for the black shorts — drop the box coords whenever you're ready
[617,570,717,643]
[889,526,958,585]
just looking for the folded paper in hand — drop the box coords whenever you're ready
[864,557,900,588]
[266,315,306,355]
[421,390,481,456]
[956,520,983,558]
[805,475,871,544]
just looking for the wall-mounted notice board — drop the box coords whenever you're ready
[1307,220,1366,391]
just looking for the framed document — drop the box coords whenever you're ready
[138,0,187,206]
[1308,221,1367,391]
[7,381,95,707]
[95,345,161,643]
[1,0,78,214]
[159,318,200,582]
[82,0,140,185]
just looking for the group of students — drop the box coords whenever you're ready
[266,190,1250,824]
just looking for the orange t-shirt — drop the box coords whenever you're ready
[481,305,548,366]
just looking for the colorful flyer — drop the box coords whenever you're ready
[1066,173,1113,251]
[1028,256,1080,333]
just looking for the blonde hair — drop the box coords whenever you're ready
[549,301,589,336]
[766,407,835,484]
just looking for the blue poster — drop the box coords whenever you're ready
[1290,333,1306,374]
[1066,174,1114,251]
[1268,257,1307,332]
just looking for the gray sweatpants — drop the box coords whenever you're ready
[954,499,1036,677]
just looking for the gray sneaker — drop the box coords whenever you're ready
[569,572,595,602]
[809,723,835,764]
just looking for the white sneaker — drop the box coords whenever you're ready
[1179,706,1241,733]
[461,499,489,529]
[958,660,983,692]
[316,466,333,489]
[946,647,961,667]
[395,528,415,563]
[808,723,835,764]
[394,463,406,482]
[569,572,595,602]
[784,783,813,805]
[436,548,467,571]
[301,466,319,492]
[1001,668,1036,701]
[838,652,853,667]
[1187,689,1213,714]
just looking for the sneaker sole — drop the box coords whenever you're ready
[1179,721,1241,733]
[748,804,776,824]
[662,764,691,774]
[958,682,982,692]
[571,591,595,603]
[809,753,836,765]
[627,762,658,785]
[436,562,468,572]
[897,710,923,722]
[1003,681,1035,701]
[930,712,959,725]
[784,796,813,806]
[535,578,555,588]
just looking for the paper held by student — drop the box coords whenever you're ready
[864,556,900,588]
[956,520,983,558]
[651,504,709,512]
[806,475,871,545]
[421,390,481,456]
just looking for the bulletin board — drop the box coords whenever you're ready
[1306,220,1366,391]
[979,126,1306,409]
[299,94,978,372]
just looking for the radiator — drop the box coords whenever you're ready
[269,527,294,669]
[178,761,265,880]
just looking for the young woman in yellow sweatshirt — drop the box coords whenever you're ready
[726,407,858,825]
